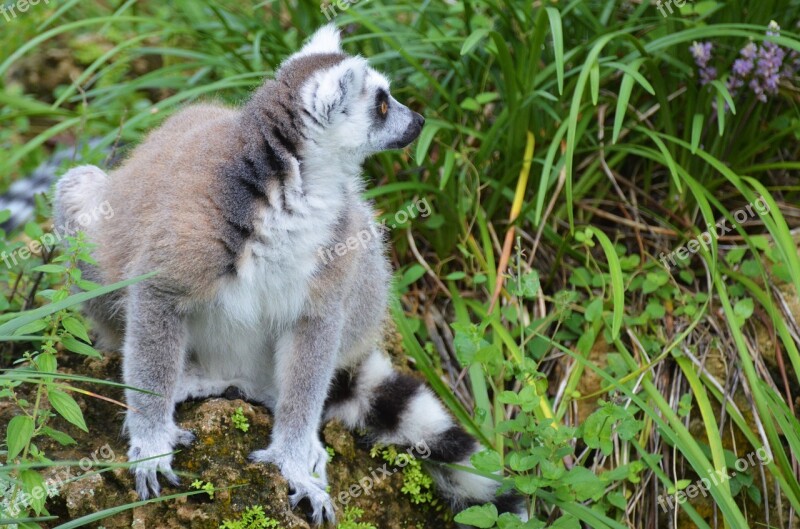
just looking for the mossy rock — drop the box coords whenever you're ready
[26,352,454,529]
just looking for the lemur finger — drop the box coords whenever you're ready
[175,428,196,447]
[322,500,336,525]
[247,449,269,463]
[162,468,181,487]
[135,469,160,499]
[310,498,336,527]
[135,472,150,500]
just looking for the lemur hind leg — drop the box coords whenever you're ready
[324,349,528,521]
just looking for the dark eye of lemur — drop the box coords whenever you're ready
[376,90,389,119]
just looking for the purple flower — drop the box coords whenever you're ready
[751,21,786,99]
[700,66,717,85]
[741,42,758,60]
[725,43,757,97]
[690,41,717,85]
[694,21,799,107]
[749,78,768,102]
[690,41,713,68]
[732,58,753,77]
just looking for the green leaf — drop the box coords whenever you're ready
[61,317,91,343]
[642,272,669,294]
[551,514,581,529]
[32,264,68,274]
[396,264,426,290]
[454,504,498,528]
[48,389,88,432]
[61,336,102,358]
[471,449,502,473]
[587,227,625,339]
[589,60,600,106]
[607,491,627,510]
[13,319,49,336]
[584,298,603,323]
[563,466,606,501]
[415,121,441,165]
[509,270,540,299]
[733,298,754,321]
[41,425,77,446]
[690,113,704,154]
[461,28,490,56]
[611,58,651,143]
[21,469,47,514]
[545,7,564,95]
[7,415,35,459]
[645,302,666,319]
[497,512,535,529]
[24,221,44,240]
[461,97,480,111]
[36,352,57,373]
[725,248,747,266]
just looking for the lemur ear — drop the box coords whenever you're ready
[304,57,367,126]
[295,24,342,59]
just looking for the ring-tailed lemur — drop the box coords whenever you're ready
[54,25,527,524]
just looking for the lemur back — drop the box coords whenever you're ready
[54,25,526,526]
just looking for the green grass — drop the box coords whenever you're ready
[2,0,800,528]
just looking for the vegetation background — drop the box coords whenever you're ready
[1,1,800,528]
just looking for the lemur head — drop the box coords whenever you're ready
[272,25,425,161]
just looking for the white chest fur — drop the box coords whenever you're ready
[185,160,346,392]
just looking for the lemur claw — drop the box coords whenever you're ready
[250,446,335,526]
[175,428,196,447]
[288,481,336,525]
[128,427,195,499]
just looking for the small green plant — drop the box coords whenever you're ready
[191,479,216,499]
[1,232,107,522]
[219,505,282,529]
[231,406,250,433]
[326,445,336,461]
[371,445,434,505]
[336,506,377,529]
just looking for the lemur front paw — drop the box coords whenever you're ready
[249,443,335,525]
[127,426,195,499]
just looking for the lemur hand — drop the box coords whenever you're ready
[128,424,195,499]
[249,439,335,525]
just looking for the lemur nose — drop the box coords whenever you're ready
[414,113,425,127]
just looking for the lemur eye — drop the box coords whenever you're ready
[380,101,389,116]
